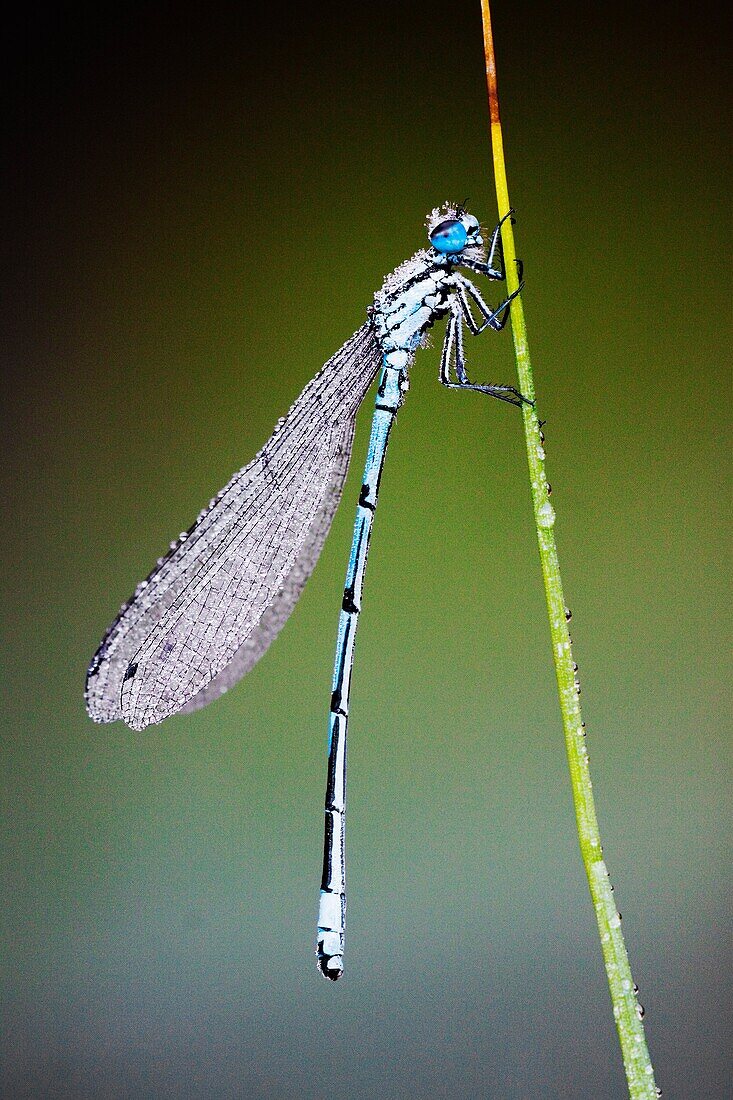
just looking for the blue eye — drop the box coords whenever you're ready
[429,219,468,254]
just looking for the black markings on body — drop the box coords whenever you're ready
[342,585,358,614]
[325,721,342,807]
[330,690,346,716]
[358,483,375,511]
[331,617,353,701]
[321,812,336,886]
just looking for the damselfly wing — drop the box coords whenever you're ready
[86,324,382,730]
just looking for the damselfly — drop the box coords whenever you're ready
[86,203,528,979]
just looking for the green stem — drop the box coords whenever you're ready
[479,4,658,1097]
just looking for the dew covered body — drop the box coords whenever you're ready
[373,248,461,360]
[85,204,524,981]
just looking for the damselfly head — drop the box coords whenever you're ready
[428,208,483,254]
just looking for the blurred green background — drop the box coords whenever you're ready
[3,2,730,1096]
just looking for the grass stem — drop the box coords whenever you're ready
[479,4,659,1096]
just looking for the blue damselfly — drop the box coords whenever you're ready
[86,203,527,979]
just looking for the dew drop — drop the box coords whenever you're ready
[633,984,639,994]
[546,482,552,495]
[655,1088,663,1097]
[565,607,572,621]
[537,501,555,528]
[539,429,545,444]
[636,1003,645,1019]
[572,662,579,672]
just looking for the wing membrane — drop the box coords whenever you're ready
[86,322,381,730]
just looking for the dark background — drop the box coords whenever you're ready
[3,2,730,1096]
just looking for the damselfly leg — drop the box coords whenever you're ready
[439,279,531,406]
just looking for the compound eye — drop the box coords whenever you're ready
[429,218,468,254]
